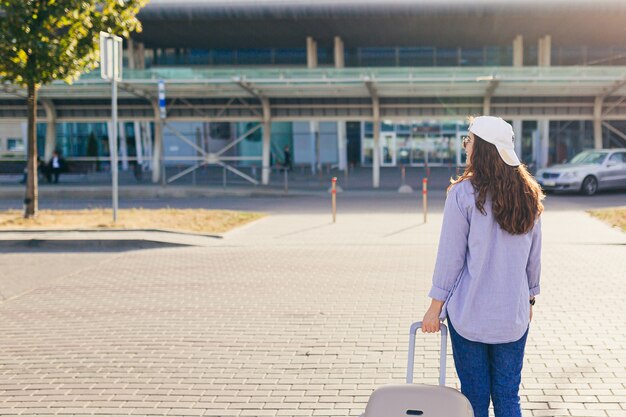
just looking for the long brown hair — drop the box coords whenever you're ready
[449,135,544,235]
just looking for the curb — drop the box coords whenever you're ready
[0,228,223,239]
[0,238,192,252]
[0,185,451,200]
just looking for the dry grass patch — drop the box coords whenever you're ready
[587,207,626,231]
[0,208,265,234]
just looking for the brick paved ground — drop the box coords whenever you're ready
[1,195,625,417]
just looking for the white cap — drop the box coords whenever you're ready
[469,116,521,166]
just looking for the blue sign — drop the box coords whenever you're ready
[158,80,166,119]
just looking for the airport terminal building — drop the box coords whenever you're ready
[1,0,626,187]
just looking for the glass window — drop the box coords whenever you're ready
[608,152,625,163]
[360,48,396,66]
[189,49,210,65]
[570,151,608,165]
[214,49,236,65]
[524,46,538,66]
[345,48,359,66]
[398,47,435,66]
[381,122,394,132]
[238,49,272,65]
[6,138,24,152]
[274,48,306,65]
[209,122,232,140]
[484,46,512,66]
[435,48,458,66]
[460,48,483,66]
[556,47,585,65]
[317,47,333,66]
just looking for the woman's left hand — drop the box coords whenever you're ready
[422,299,444,333]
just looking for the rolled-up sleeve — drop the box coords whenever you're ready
[526,217,542,297]
[428,185,470,301]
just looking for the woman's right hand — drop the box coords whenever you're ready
[422,299,444,333]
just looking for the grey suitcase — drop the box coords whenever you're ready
[361,321,474,417]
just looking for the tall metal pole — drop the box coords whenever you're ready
[100,32,121,223]
[111,76,119,223]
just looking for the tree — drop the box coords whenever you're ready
[0,0,148,218]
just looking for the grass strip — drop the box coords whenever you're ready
[0,208,265,234]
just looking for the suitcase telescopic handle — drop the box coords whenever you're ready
[407,321,448,386]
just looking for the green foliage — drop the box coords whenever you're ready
[0,0,148,88]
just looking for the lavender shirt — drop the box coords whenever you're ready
[428,179,541,344]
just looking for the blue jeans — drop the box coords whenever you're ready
[448,318,529,417]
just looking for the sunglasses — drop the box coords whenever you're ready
[462,136,473,149]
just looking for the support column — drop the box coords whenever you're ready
[513,119,523,162]
[133,122,144,166]
[537,35,551,168]
[537,119,550,168]
[483,97,491,116]
[127,39,146,70]
[538,35,551,67]
[372,98,380,188]
[41,100,56,161]
[455,133,462,167]
[334,36,347,171]
[136,42,145,70]
[143,121,153,170]
[151,103,163,183]
[483,79,499,116]
[334,36,345,68]
[513,35,524,67]
[337,121,347,171]
[307,36,319,175]
[310,121,320,175]
[594,96,604,149]
[307,36,318,69]
[262,98,271,185]
[128,38,136,69]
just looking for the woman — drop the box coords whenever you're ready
[421,116,544,417]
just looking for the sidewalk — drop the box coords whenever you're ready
[0,166,456,199]
[0,202,625,416]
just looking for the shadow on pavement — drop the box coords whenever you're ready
[0,239,191,253]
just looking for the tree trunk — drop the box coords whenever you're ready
[24,82,38,218]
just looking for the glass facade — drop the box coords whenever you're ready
[54,123,110,158]
[361,120,470,167]
[548,121,595,165]
[144,45,626,69]
[3,118,622,176]
[236,121,293,167]
[4,40,625,175]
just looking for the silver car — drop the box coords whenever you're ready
[535,148,626,195]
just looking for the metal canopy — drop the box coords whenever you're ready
[2,67,626,121]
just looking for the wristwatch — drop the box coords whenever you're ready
[529,298,536,306]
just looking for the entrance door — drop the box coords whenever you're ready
[380,132,396,166]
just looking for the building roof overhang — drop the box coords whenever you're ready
[133,1,626,48]
[3,67,626,122]
[3,67,624,100]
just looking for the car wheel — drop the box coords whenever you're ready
[581,176,598,196]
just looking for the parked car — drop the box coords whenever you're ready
[535,148,626,195]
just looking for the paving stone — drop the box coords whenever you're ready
[1,197,624,417]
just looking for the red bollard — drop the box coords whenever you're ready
[331,177,337,223]
[422,178,428,223]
